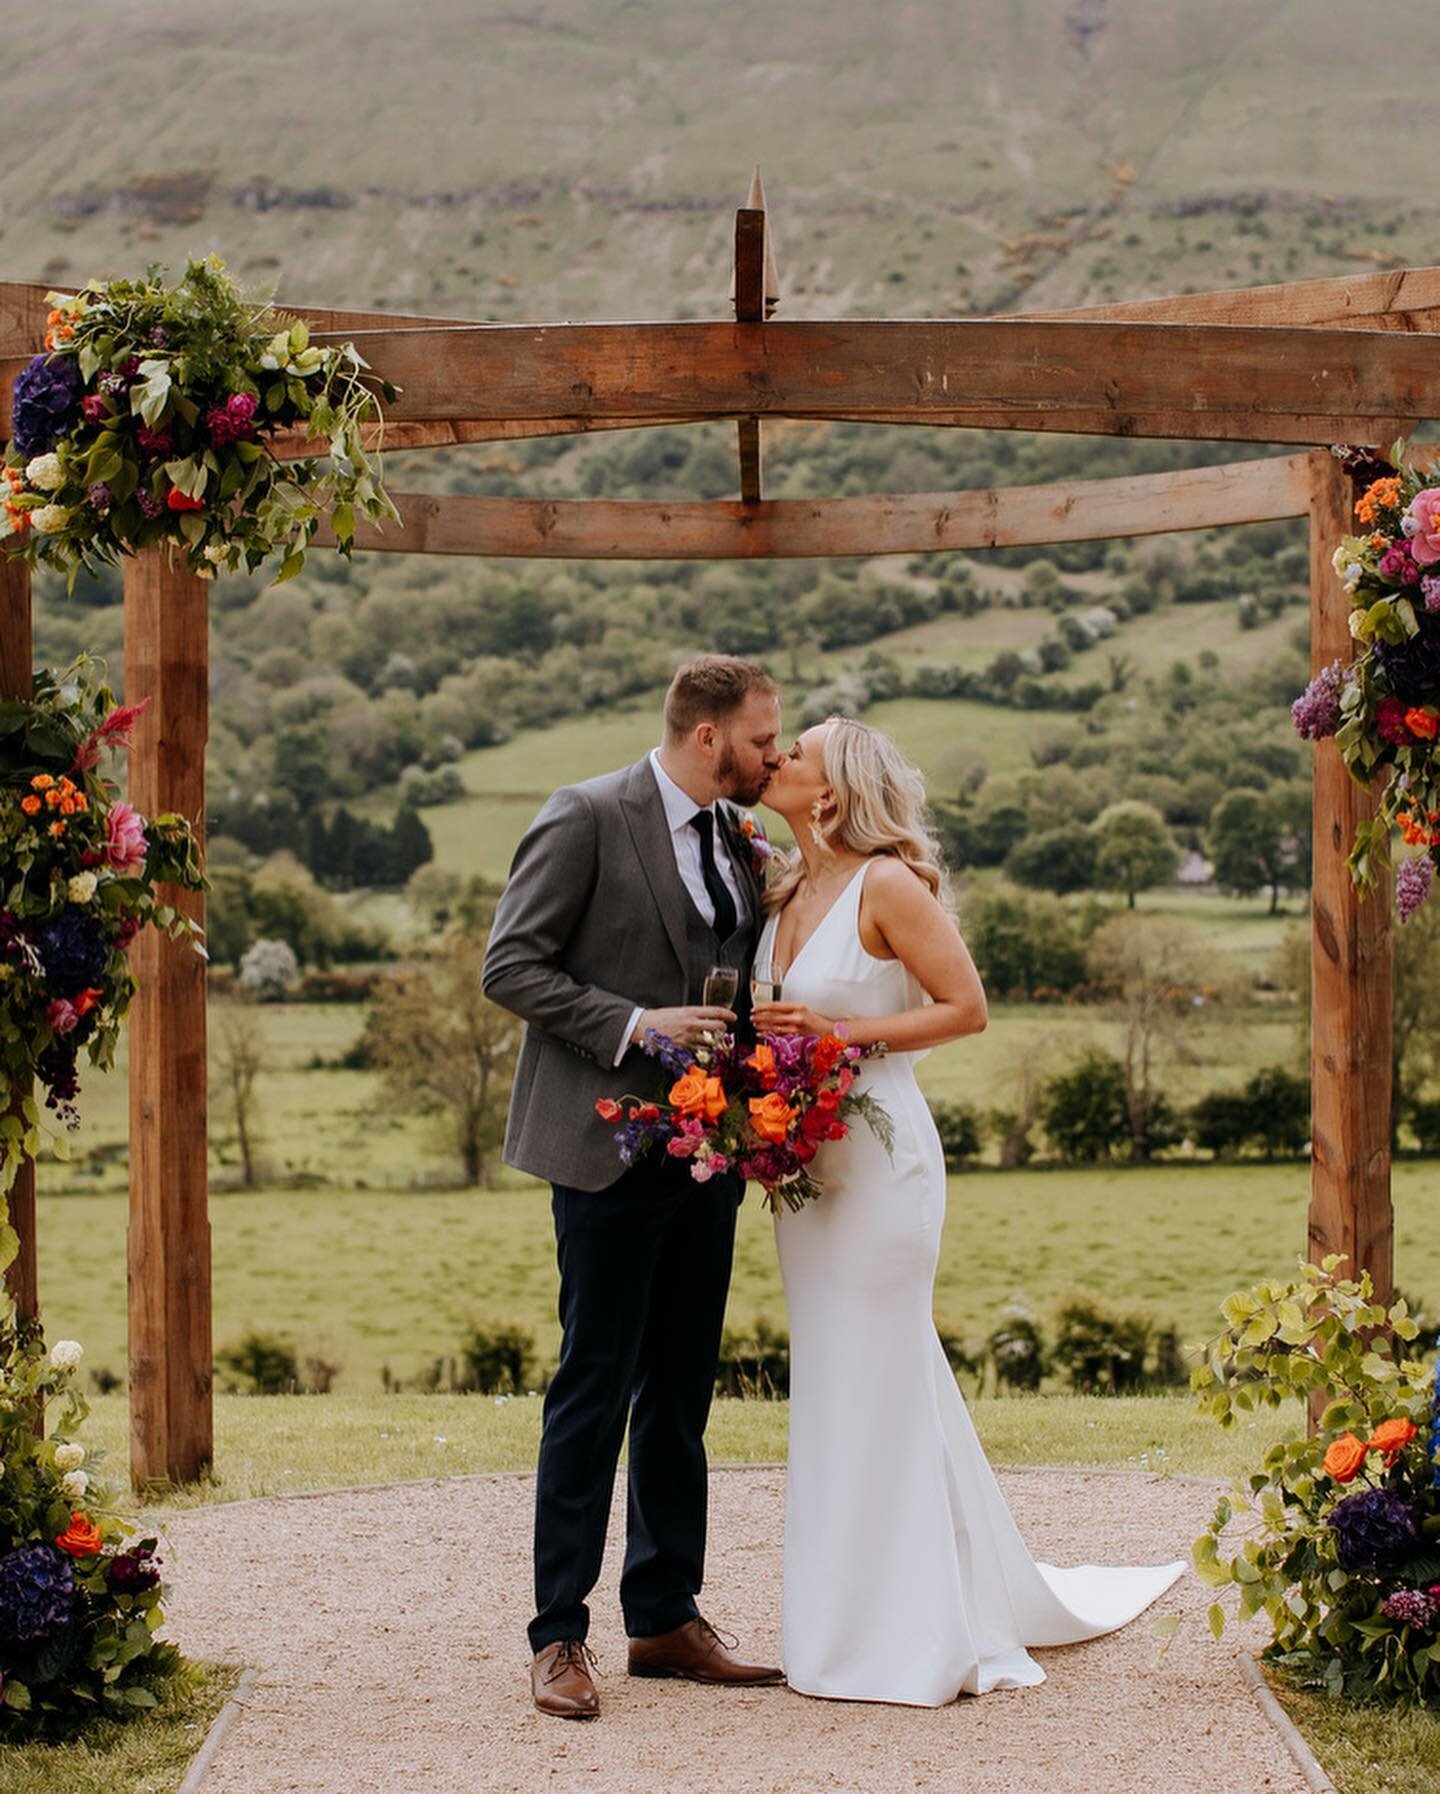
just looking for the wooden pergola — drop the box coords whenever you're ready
[0,177,1422,1486]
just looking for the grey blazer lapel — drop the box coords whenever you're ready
[617,759,690,976]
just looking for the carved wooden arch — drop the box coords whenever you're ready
[0,183,1421,1485]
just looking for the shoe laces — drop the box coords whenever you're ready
[546,1638,600,1683]
[695,1617,738,1654]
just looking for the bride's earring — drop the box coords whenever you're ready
[809,794,833,852]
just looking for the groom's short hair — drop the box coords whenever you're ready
[664,655,777,741]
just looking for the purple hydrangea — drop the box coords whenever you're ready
[1374,614,1440,703]
[1328,1488,1420,1571]
[35,907,109,996]
[1381,1587,1438,1628]
[10,354,82,459]
[1292,659,1348,740]
[0,1543,75,1643]
[1397,853,1435,924]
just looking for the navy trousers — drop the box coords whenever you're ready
[529,1156,741,1651]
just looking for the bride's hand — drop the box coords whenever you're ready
[752,1001,838,1038]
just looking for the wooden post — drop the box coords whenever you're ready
[1307,450,1393,1428]
[0,556,39,1348]
[124,550,211,1488]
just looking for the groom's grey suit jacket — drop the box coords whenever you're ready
[482,756,763,1192]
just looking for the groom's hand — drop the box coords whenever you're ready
[634,1006,736,1050]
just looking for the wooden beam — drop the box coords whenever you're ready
[0,556,38,1356]
[270,413,707,461]
[276,318,1440,436]
[797,407,1422,446]
[1017,261,1440,330]
[124,552,212,1491]
[1306,448,1392,1431]
[323,452,1314,559]
[733,205,767,504]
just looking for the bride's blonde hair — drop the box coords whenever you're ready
[765,716,954,915]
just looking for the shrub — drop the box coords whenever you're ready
[716,1316,789,1398]
[1039,1050,1131,1162]
[1051,1289,1160,1394]
[986,1304,1048,1391]
[215,1330,301,1395]
[457,1321,538,1395]
[929,1100,983,1169]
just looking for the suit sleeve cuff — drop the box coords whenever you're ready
[613,1006,645,1067]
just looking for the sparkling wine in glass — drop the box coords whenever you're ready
[703,964,740,1010]
[750,958,784,1006]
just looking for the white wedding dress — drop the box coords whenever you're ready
[759,861,1186,1705]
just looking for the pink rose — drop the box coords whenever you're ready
[104,801,147,877]
[667,1135,700,1158]
[47,999,79,1036]
[81,393,108,422]
[226,392,258,424]
[1379,542,1421,585]
[1406,488,1440,566]
[113,914,142,952]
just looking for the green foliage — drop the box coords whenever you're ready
[1038,1050,1132,1163]
[1191,1257,1440,1705]
[928,1099,983,1169]
[456,1320,538,1395]
[1189,1065,1310,1159]
[1050,1288,1186,1394]
[215,1329,301,1394]
[716,1316,790,1399]
[1093,800,1179,908]
[1208,782,1311,913]
[960,884,1088,999]
[986,1304,1049,1392]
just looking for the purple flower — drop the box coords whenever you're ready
[1374,613,1440,702]
[87,481,112,515]
[1328,1488,1420,1571]
[98,371,128,398]
[10,354,82,459]
[1397,854,1434,924]
[35,906,109,996]
[1381,1587,1438,1628]
[149,326,169,347]
[108,1542,161,1596]
[0,1543,75,1643]
[1291,659,1347,740]
[640,1029,697,1081]
[1422,576,1440,614]
[35,1039,80,1122]
[136,490,164,520]
[206,391,259,447]
[135,424,173,457]
[1333,444,1397,487]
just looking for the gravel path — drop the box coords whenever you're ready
[159,1465,1307,1794]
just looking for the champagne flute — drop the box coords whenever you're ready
[703,964,740,1010]
[750,957,784,1007]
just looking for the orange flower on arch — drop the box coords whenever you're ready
[1366,1418,1418,1459]
[1322,1432,1368,1483]
[55,1512,103,1557]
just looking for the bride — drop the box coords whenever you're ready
[750,715,1185,1706]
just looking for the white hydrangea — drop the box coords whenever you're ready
[24,453,64,491]
[60,1469,88,1501]
[54,1442,84,1472]
[49,1340,84,1371]
[203,542,229,565]
[30,504,70,534]
[67,871,98,904]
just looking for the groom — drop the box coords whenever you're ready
[482,654,786,1720]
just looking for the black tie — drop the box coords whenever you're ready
[691,809,738,940]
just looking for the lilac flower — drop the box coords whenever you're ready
[1328,1488,1419,1570]
[0,1543,75,1643]
[1382,1587,1438,1628]
[10,354,82,459]
[136,490,165,520]
[86,481,112,516]
[1396,854,1434,924]
[1422,576,1440,614]
[1291,660,1348,739]
[98,371,127,397]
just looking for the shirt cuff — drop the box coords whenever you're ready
[614,1006,645,1067]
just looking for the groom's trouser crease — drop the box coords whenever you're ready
[529,1160,740,1652]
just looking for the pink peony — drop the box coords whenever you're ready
[46,998,79,1036]
[1406,488,1440,566]
[104,801,147,877]
[226,392,258,424]
[113,914,143,952]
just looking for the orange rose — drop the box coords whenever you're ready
[19,794,41,815]
[745,1044,778,1088]
[1322,1432,1368,1483]
[749,1091,796,1145]
[1403,708,1439,741]
[1366,1418,1418,1458]
[670,1070,728,1123]
[55,1512,103,1557]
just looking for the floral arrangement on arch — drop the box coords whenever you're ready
[0,1329,179,1730]
[1,256,398,586]
[597,1028,892,1212]
[1293,440,1440,922]
[1187,1256,1440,1704]
[0,656,205,1200]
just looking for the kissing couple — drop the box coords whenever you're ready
[482,653,1183,1717]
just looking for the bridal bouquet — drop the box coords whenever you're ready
[1293,440,1440,921]
[596,1029,893,1212]
[1,256,398,587]
[1191,1256,1440,1704]
[0,656,205,1197]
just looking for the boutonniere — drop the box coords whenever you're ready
[737,814,774,882]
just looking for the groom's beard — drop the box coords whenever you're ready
[716,743,772,808]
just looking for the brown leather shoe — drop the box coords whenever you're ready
[531,1639,601,1718]
[627,1617,784,1685]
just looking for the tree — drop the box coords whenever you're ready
[928,1100,983,1169]
[960,884,1088,999]
[1039,1050,1131,1162]
[212,1000,266,1187]
[1003,827,1099,895]
[238,937,299,1000]
[1093,800,1179,908]
[1208,783,1311,914]
[363,929,519,1186]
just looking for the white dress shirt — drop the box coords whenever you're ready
[614,750,748,1063]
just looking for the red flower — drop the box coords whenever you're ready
[1376,697,1415,746]
[635,1103,660,1122]
[166,488,205,512]
[71,987,104,1018]
[594,1098,623,1123]
[55,1513,103,1557]
[81,393,109,422]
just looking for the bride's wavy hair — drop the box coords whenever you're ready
[764,716,954,916]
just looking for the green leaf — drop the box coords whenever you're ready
[1208,1602,1226,1640]
[330,502,354,544]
